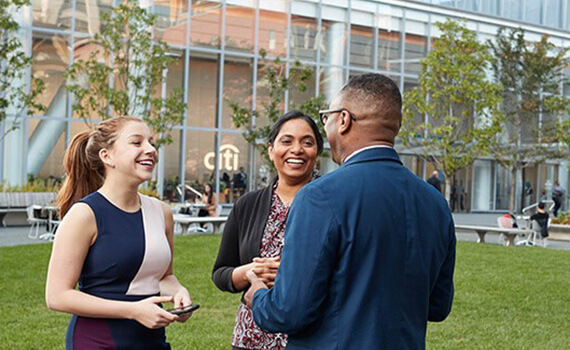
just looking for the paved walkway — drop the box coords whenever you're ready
[1,213,569,250]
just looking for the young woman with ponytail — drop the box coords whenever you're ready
[46,116,193,349]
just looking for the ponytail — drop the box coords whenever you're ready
[56,131,104,218]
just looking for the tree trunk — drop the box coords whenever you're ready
[508,165,519,214]
[444,176,452,206]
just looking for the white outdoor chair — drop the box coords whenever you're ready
[529,219,549,248]
[39,219,60,241]
[27,205,47,239]
[187,205,222,234]
[187,223,208,234]
[516,219,549,247]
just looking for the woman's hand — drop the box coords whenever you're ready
[172,287,193,323]
[252,257,280,287]
[244,269,268,307]
[130,296,179,329]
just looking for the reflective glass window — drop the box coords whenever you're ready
[32,32,70,118]
[472,160,494,211]
[288,66,317,110]
[75,0,113,34]
[259,10,288,57]
[350,24,374,68]
[290,15,319,62]
[188,52,219,128]
[27,119,67,180]
[32,0,73,29]
[377,15,402,73]
[253,147,272,190]
[162,128,182,201]
[319,66,345,101]
[163,50,186,128]
[225,5,255,53]
[222,56,254,129]
[503,0,523,21]
[495,164,512,210]
[480,0,500,16]
[320,6,348,65]
[545,0,562,28]
[191,0,222,48]
[255,59,285,128]
[525,1,543,25]
[185,130,217,190]
[404,19,428,76]
[155,0,189,46]
[219,132,251,202]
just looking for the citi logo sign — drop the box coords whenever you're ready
[204,144,240,171]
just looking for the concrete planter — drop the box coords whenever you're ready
[0,192,57,226]
[549,224,570,242]
[0,192,57,207]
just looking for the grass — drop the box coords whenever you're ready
[1,237,569,349]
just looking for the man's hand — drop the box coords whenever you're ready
[252,257,280,287]
[244,269,268,308]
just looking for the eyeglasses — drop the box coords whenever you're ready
[318,108,357,125]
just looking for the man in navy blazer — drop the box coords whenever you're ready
[244,73,456,349]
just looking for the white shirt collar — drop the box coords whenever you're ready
[343,145,393,164]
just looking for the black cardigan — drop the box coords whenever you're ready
[212,181,274,293]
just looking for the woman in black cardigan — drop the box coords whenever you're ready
[213,110,323,350]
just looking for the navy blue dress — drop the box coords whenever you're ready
[66,192,172,350]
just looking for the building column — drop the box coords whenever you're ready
[26,86,67,175]
[2,3,31,186]
[320,22,346,174]
[322,22,346,100]
[515,167,523,213]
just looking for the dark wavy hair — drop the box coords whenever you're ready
[267,110,324,154]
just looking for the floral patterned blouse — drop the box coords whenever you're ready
[231,186,290,350]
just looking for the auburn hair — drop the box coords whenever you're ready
[57,116,143,218]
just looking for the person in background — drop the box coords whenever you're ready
[427,170,442,193]
[222,172,232,203]
[46,117,193,349]
[244,73,455,349]
[530,201,549,238]
[233,167,248,198]
[198,183,218,217]
[552,180,565,217]
[212,110,323,350]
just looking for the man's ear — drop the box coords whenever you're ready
[338,111,352,135]
[99,148,115,168]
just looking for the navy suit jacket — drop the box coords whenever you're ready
[251,147,456,349]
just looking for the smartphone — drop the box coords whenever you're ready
[167,304,200,315]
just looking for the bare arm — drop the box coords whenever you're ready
[46,203,178,329]
[159,202,193,322]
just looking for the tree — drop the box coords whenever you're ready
[228,50,327,171]
[489,27,569,213]
[0,0,45,140]
[65,0,184,147]
[559,118,570,160]
[400,19,503,203]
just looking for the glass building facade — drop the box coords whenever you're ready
[2,0,570,212]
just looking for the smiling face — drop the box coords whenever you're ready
[268,118,319,185]
[100,121,158,184]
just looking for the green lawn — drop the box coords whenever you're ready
[1,236,569,349]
